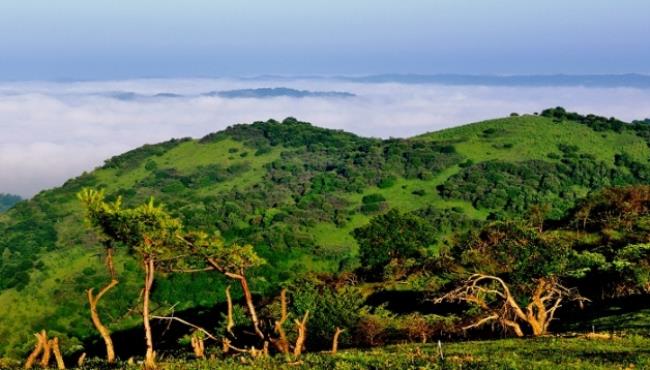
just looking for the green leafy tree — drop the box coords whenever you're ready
[79,189,182,369]
[353,209,436,277]
[175,231,266,338]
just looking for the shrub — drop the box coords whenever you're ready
[362,194,386,204]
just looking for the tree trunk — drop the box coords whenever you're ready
[191,335,205,359]
[225,271,264,339]
[87,279,118,363]
[143,256,156,370]
[24,331,46,369]
[77,353,86,367]
[40,336,52,368]
[51,337,66,369]
[331,327,344,354]
[273,289,290,355]
[225,286,235,335]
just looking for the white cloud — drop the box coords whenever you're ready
[1,78,650,198]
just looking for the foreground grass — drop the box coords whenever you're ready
[4,335,643,370]
[171,336,648,370]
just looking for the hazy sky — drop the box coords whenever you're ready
[0,0,649,79]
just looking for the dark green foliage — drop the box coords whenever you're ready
[563,186,650,297]
[353,209,436,274]
[439,144,641,218]
[377,176,396,188]
[0,200,58,289]
[288,279,366,348]
[361,194,386,204]
[459,222,576,285]
[359,202,387,215]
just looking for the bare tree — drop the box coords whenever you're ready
[436,274,587,336]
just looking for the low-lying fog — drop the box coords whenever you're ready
[2,77,650,197]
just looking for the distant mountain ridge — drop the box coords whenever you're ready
[246,73,650,88]
[98,87,355,101]
[206,87,355,98]
[341,73,650,87]
[0,193,21,212]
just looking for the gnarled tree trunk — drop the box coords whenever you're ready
[436,274,587,337]
[143,256,156,370]
[87,279,118,363]
[87,246,119,363]
[224,270,264,339]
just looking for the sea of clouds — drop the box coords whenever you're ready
[2,78,650,198]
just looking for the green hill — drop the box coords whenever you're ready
[2,109,650,357]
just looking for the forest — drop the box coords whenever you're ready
[1,110,650,369]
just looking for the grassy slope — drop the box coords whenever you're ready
[419,114,650,164]
[2,114,649,358]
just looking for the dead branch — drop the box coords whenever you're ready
[293,311,309,357]
[461,314,499,331]
[151,315,219,341]
[24,331,46,369]
[273,288,290,354]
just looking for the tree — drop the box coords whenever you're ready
[353,209,435,276]
[78,189,119,363]
[79,189,182,369]
[437,222,589,336]
[175,231,266,339]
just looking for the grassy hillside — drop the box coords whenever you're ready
[2,111,650,358]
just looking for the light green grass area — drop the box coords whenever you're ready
[419,115,650,164]
[0,247,99,356]
[311,165,488,252]
[6,336,638,370]
[93,139,284,195]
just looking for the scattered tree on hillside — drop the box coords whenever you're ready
[568,186,650,297]
[78,189,120,364]
[79,190,182,370]
[437,222,590,336]
[175,231,266,339]
[353,209,436,278]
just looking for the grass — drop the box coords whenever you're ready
[419,115,650,165]
[3,335,645,369]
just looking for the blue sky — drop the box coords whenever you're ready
[0,0,649,79]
